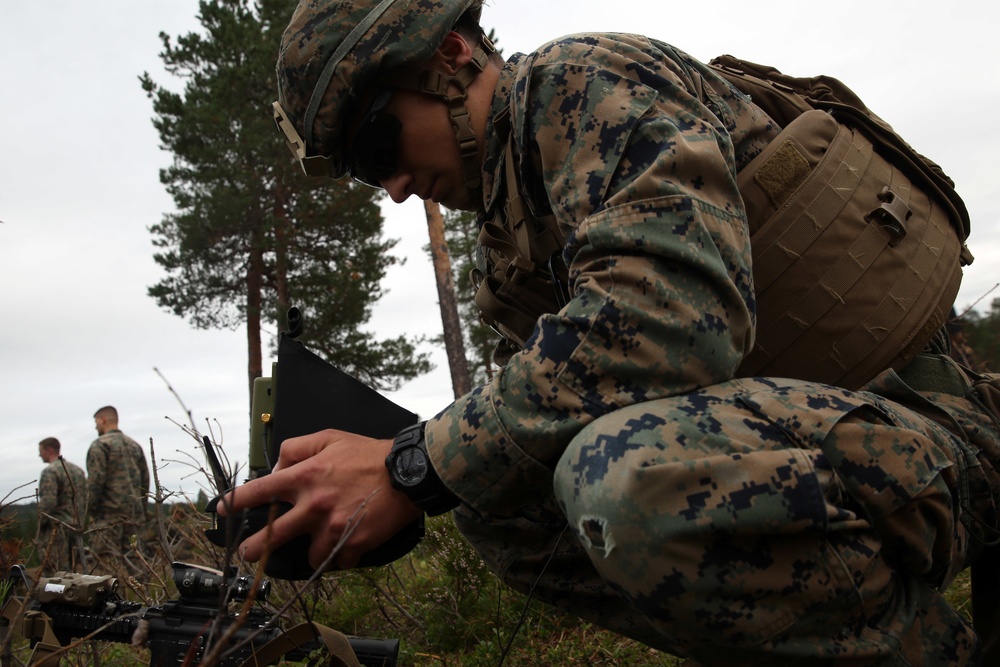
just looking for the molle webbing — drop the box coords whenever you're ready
[709,55,971,242]
[711,55,972,388]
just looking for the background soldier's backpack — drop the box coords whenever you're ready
[709,55,974,389]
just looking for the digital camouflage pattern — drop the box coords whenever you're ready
[36,457,86,573]
[426,34,778,515]
[127,435,150,521]
[86,430,149,563]
[277,0,481,178]
[416,34,1000,664]
[453,369,997,665]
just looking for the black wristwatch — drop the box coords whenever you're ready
[385,422,460,516]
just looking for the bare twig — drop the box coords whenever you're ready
[2,482,37,507]
[956,283,999,319]
[153,367,196,431]
[22,607,147,667]
[361,571,419,627]
[148,437,175,565]
[0,582,32,661]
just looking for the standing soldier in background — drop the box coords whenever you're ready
[36,437,86,574]
[86,406,149,570]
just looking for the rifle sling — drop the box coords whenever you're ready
[239,621,361,667]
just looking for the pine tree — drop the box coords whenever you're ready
[141,0,431,396]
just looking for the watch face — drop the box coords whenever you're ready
[393,447,428,486]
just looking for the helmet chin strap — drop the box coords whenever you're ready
[380,35,496,194]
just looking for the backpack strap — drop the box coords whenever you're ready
[472,122,568,355]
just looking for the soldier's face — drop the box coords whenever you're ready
[374,87,479,211]
[39,445,53,462]
[94,416,107,435]
[347,88,401,187]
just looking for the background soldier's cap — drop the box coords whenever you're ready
[276,0,482,178]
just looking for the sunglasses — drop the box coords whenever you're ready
[348,89,402,187]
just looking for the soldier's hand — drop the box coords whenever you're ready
[219,429,422,569]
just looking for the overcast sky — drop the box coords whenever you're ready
[2,0,997,508]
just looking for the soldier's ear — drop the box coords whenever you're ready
[428,31,473,75]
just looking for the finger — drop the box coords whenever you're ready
[272,429,348,472]
[308,509,366,571]
[308,535,348,572]
[238,501,313,562]
[218,471,290,515]
[331,544,363,570]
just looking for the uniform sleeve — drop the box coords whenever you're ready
[86,442,106,514]
[133,440,150,516]
[426,36,763,515]
[37,467,58,518]
[130,438,150,497]
[72,464,88,522]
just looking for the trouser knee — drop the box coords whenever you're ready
[551,380,980,663]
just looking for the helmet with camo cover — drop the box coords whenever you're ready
[273,0,492,183]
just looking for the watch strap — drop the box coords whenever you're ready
[388,422,459,516]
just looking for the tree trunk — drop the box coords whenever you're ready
[274,191,291,326]
[246,240,265,405]
[424,200,471,398]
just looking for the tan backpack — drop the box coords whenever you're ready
[474,56,974,390]
[710,55,974,388]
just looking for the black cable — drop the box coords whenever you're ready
[495,522,570,667]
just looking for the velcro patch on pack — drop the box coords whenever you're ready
[754,141,811,209]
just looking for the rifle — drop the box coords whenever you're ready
[1,562,398,667]
[204,308,424,580]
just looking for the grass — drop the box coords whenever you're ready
[1,501,686,666]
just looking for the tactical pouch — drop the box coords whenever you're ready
[473,219,562,347]
[476,56,974,390]
[473,135,566,364]
[733,109,967,389]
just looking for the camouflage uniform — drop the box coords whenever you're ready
[86,429,149,566]
[420,35,1000,664]
[126,435,150,522]
[36,457,86,573]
